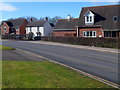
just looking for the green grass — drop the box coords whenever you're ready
[2,61,111,88]
[0,45,15,50]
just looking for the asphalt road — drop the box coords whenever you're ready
[2,40,119,84]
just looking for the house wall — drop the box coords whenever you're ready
[1,22,10,35]
[53,30,76,37]
[26,27,44,37]
[44,22,53,36]
[17,20,28,35]
[79,27,103,37]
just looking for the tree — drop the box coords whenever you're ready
[27,32,34,40]
[49,16,63,25]
[26,16,38,22]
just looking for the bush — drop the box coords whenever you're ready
[1,34,26,40]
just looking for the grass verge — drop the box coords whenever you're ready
[0,45,15,50]
[2,61,112,88]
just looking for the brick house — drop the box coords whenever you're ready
[53,15,79,37]
[0,18,28,35]
[77,5,120,38]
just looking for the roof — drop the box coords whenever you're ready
[2,21,13,27]
[49,23,54,27]
[54,18,79,31]
[77,5,120,30]
[27,21,46,27]
[8,18,27,27]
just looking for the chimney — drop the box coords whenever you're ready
[67,14,71,21]
[30,18,33,22]
[44,17,48,21]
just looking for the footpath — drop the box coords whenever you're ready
[28,41,119,54]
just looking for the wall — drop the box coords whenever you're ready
[1,22,10,35]
[19,20,28,35]
[26,27,44,37]
[44,22,53,36]
[53,30,76,37]
[79,27,103,37]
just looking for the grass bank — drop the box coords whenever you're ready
[0,45,15,50]
[2,61,111,88]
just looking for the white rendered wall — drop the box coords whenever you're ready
[44,22,53,36]
[26,27,44,37]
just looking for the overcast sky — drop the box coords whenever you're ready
[0,1,119,21]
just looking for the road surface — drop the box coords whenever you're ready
[2,40,119,84]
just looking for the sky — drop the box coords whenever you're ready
[0,1,119,21]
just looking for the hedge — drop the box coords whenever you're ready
[41,36,120,49]
[1,34,26,40]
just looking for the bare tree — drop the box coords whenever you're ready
[49,16,63,25]
[26,16,38,22]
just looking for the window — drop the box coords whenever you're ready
[113,16,118,22]
[92,31,96,37]
[84,11,94,25]
[15,27,19,31]
[90,16,92,22]
[83,31,87,37]
[83,31,96,37]
[4,27,6,31]
[87,16,89,22]
[30,27,32,32]
[37,27,39,32]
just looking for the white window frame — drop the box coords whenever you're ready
[84,11,94,25]
[83,31,96,37]
[92,31,96,37]
[83,31,87,37]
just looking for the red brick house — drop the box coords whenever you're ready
[77,5,120,38]
[0,18,28,35]
[53,15,79,37]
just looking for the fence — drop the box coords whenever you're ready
[41,36,120,49]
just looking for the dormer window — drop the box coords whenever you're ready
[84,10,94,25]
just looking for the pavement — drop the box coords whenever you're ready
[28,41,119,54]
[2,40,119,85]
[2,49,45,61]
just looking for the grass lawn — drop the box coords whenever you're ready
[2,61,112,88]
[0,45,15,50]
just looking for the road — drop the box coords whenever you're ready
[2,40,119,84]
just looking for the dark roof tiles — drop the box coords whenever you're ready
[77,5,120,29]
[54,18,79,30]
[8,18,27,27]
[27,21,46,27]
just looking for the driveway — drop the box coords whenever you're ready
[2,40,119,84]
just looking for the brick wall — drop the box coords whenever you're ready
[1,22,10,35]
[79,27,103,37]
[19,20,28,35]
[53,30,77,37]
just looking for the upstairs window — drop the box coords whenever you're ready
[84,10,94,25]
[113,16,118,22]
